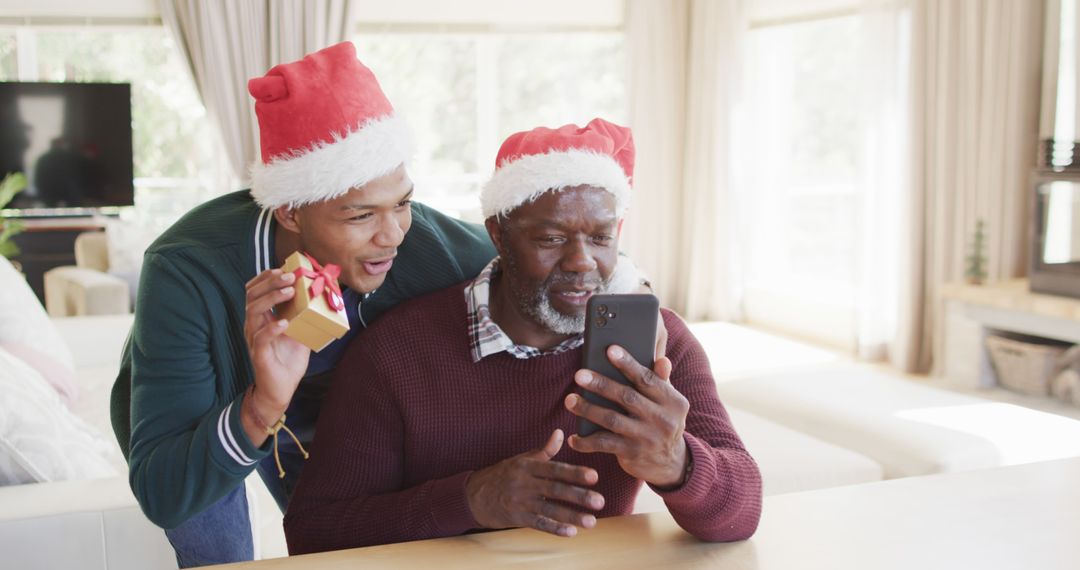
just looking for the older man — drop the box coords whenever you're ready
[284,118,762,554]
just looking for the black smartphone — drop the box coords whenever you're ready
[577,293,659,437]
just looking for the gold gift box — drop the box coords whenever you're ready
[275,251,350,352]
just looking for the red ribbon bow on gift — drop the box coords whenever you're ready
[292,253,344,312]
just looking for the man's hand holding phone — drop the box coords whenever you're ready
[566,347,691,489]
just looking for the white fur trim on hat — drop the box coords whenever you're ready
[250,114,413,209]
[480,149,632,219]
[607,254,647,294]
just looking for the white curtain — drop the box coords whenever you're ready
[892,0,1044,373]
[854,1,910,361]
[624,0,1043,370]
[623,0,745,321]
[622,0,688,311]
[159,0,355,184]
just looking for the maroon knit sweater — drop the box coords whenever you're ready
[284,283,762,554]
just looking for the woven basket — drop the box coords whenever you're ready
[985,334,1071,396]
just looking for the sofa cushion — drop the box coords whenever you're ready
[0,257,78,402]
[44,266,131,317]
[716,365,1080,478]
[51,314,134,372]
[633,406,883,513]
[0,476,178,570]
[0,347,117,485]
[728,407,883,494]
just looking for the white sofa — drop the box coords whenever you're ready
[0,314,179,570]
[716,365,1080,478]
[0,314,281,569]
[0,474,177,570]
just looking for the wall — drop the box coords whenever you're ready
[0,0,159,19]
[0,0,622,26]
[353,0,622,27]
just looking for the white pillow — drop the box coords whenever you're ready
[0,347,117,485]
[0,257,75,372]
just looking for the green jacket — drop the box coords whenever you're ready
[110,190,495,528]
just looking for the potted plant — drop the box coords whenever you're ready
[965,218,988,285]
[0,172,27,271]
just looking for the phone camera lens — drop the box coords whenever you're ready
[597,304,608,314]
[596,316,608,327]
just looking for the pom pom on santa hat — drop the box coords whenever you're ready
[480,118,634,219]
[247,41,412,209]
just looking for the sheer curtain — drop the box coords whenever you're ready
[160,0,354,184]
[677,0,745,321]
[893,0,1044,373]
[730,0,1043,370]
[736,3,895,349]
[844,0,1044,369]
[855,1,910,361]
[623,0,745,321]
[621,0,688,312]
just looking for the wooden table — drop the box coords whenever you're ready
[219,457,1080,569]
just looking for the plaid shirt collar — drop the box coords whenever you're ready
[465,258,584,363]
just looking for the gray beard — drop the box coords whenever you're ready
[531,293,588,335]
[517,273,612,335]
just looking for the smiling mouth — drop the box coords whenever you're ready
[551,289,595,305]
[361,257,395,276]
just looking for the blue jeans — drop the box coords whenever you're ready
[164,391,320,568]
[164,486,253,568]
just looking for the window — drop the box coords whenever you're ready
[355,34,479,215]
[739,13,863,346]
[495,35,627,138]
[1,26,222,219]
[354,31,627,220]
[0,32,15,78]
[34,29,215,181]
[2,24,626,221]
[1053,0,1077,167]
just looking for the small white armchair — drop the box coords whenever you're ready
[43,231,131,317]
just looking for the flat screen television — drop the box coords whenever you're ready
[1030,172,1080,299]
[0,81,134,213]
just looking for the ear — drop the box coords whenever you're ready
[273,206,302,233]
[485,217,506,255]
[616,218,624,238]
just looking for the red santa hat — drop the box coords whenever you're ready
[480,118,634,219]
[247,42,411,209]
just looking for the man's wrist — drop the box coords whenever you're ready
[653,443,692,491]
[245,386,287,430]
[463,469,494,529]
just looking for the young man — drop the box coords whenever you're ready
[109,42,496,567]
[284,118,763,554]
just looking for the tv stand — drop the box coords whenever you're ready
[940,279,1080,390]
[9,218,107,305]
[7,208,122,220]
